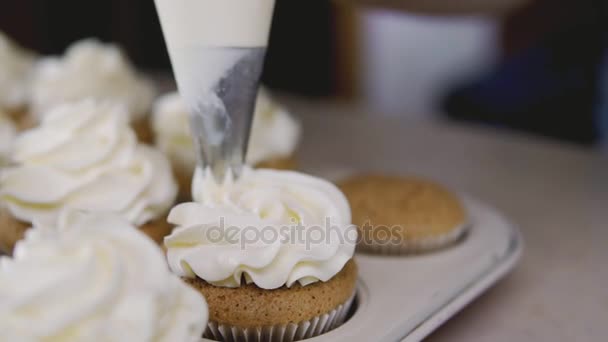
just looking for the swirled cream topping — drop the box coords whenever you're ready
[0,100,177,226]
[0,211,208,342]
[165,167,356,290]
[152,88,300,170]
[30,39,155,120]
[0,31,36,111]
[0,110,16,166]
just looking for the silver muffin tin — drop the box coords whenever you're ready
[202,194,522,342]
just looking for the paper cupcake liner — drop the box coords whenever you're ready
[357,223,470,255]
[203,291,356,342]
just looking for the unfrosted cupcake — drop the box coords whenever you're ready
[0,210,207,341]
[0,110,16,166]
[0,31,36,129]
[152,89,301,198]
[165,167,357,341]
[0,100,177,254]
[338,174,468,255]
[30,39,156,141]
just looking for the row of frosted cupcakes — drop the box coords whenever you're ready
[0,31,469,258]
[1,103,468,259]
[0,33,303,253]
[1,164,359,341]
[0,99,357,340]
[0,31,470,342]
[1,32,357,341]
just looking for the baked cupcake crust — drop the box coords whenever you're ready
[138,216,173,244]
[183,259,357,328]
[338,175,467,245]
[5,109,35,131]
[0,208,172,254]
[255,155,298,171]
[0,208,29,254]
[132,116,154,144]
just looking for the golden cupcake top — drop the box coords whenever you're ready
[339,174,467,239]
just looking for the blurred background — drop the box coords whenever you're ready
[2,0,607,147]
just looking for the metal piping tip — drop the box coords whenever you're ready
[187,48,266,182]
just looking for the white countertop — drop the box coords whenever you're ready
[280,97,608,342]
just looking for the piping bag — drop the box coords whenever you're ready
[155,0,276,182]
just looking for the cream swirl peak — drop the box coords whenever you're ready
[165,167,356,290]
[0,211,208,342]
[0,100,177,226]
[30,39,155,120]
[152,89,301,168]
[0,31,36,111]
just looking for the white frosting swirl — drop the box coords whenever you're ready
[0,31,36,111]
[152,88,300,171]
[0,211,208,342]
[0,110,16,166]
[165,167,355,290]
[31,39,155,120]
[0,100,177,226]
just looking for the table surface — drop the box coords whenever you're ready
[279,96,608,342]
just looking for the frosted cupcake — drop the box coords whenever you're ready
[0,100,178,254]
[0,110,16,167]
[30,39,156,141]
[338,174,469,255]
[152,89,301,198]
[0,211,208,341]
[0,31,36,129]
[165,167,357,341]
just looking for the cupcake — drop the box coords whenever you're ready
[0,110,16,167]
[0,100,178,254]
[0,210,208,341]
[0,31,36,129]
[338,174,468,255]
[30,38,156,142]
[152,89,301,198]
[164,167,358,341]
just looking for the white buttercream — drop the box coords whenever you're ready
[0,31,36,111]
[165,167,355,290]
[30,39,155,120]
[152,89,300,172]
[0,100,177,226]
[0,211,208,342]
